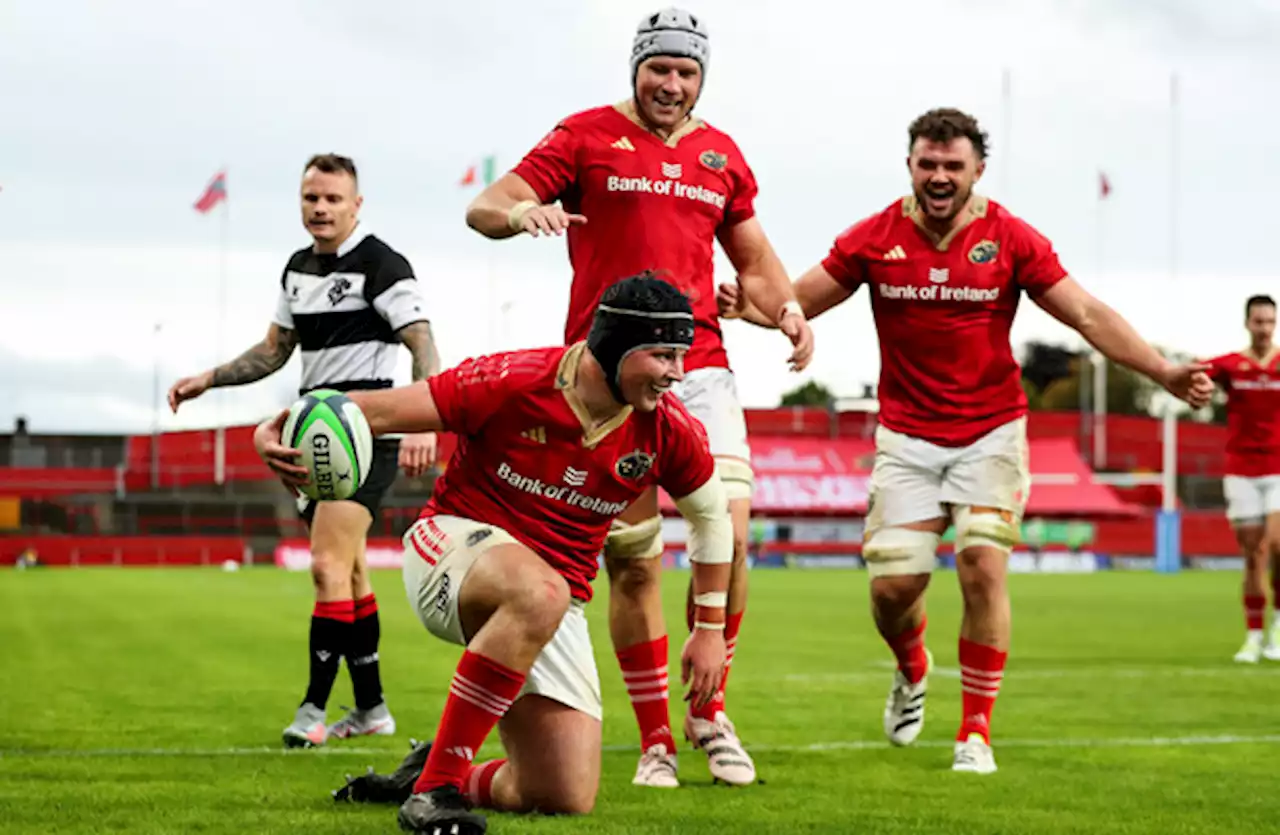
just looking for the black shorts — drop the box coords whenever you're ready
[298,438,400,525]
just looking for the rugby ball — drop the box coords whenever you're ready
[281,389,373,502]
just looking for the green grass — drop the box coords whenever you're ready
[1,567,1277,834]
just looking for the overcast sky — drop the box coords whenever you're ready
[2,0,1277,434]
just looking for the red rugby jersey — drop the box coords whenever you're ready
[822,196,1068,447]
[512,103,758,372]
[421,343,716,600]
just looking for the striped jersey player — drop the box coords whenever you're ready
[167,153,440,751]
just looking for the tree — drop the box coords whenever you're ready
[1020,341,1076,394]
[1018,340,1197,418]
[1037,357,1151,415]
[779,380,836,408]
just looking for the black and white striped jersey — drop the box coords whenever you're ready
[272,229,427,394]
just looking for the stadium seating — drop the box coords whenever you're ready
[0,408,1242,566]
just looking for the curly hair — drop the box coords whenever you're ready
[908,108,989,160]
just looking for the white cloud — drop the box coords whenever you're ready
[2,0,1276,432]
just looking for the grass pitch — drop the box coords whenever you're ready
[1,566,1276,834]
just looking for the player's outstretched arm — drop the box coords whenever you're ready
[719,218,814,371]
[167,323,297,413]
[346,383,446,438]
[718,263,854,329]
[672,477,732,709]
[465,173,586,240]
[1034,277,1214,407]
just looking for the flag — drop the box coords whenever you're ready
[1099,172,1112,199]
[460,155,497,188]
[194,171,227,213]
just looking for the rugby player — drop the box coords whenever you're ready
[256,274,731,833]
[170,154,440,747]
[461,7,812,787]
[719,108,1214,774]
[1203,295,1280,662]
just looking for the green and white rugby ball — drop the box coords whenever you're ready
[281,389,373,502]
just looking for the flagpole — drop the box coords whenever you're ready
[1169,72,1180,288]
[151,321,163,490]
[1093,172,1107,468]
[1000,67,1012,199]
[482,154,500,352]
[214,166,229,487]
[488,256,499,351]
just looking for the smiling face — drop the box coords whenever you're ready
[908,136,985,228]
[300,166,361,252]
[633,55,702,131]
[617,346,686,411]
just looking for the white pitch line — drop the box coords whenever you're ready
[745,734,1280,753]
[0,746,393,758]
[3,734,1279,759]
[782,664,1280,683]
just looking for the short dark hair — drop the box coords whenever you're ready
[303,153,358,183]
[1246,294,1276,318]
[908,108,989,160]
[600,269,693,317]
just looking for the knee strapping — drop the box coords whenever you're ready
[604,516,664,560]
[716,457,754,502]
[861,527,940,577]
[953,507,1020,555]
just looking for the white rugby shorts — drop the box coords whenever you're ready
[1223,475,1280,526]
[865,416,1031,534]
[400,515,603,721]
[672,367,751,464]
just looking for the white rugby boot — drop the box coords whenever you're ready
[282,702,328,749]
[632,743,679,788]
[327,702,397,740]
[1263,620,1280,661]
[883,648,933,746]
[1235,631,1265,664]
[684,711,757,786]
[952,732,998,774]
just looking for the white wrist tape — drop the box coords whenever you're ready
[694,620,726,632]
[507,200,539,232]
[673,478,732,564]
[779,300,804,321]
[693,591,728,608]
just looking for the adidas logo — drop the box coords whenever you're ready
[446,746,476,762]
[611,137,636,152]
[884,245,907,260]
[520,426,546,444]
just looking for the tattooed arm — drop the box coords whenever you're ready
[397,321,441,382]
[395,320,442,477]
[212,324,299,386]
[167,324,297,413]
